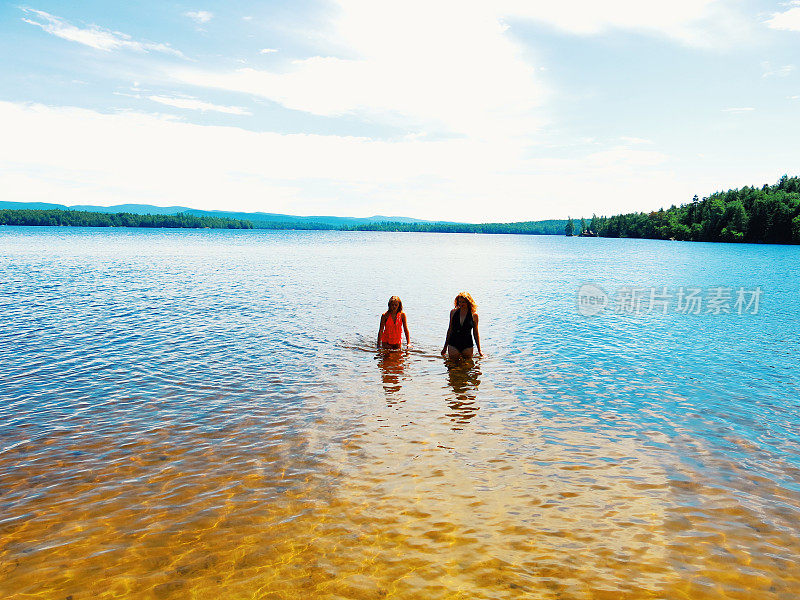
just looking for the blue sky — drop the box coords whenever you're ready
[1,0,799,221]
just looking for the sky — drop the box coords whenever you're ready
[1,0,799,222]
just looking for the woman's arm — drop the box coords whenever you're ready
[472,312,482,356]
[401,312,411,345]
[377,313,386,348]
[441,309,454,355]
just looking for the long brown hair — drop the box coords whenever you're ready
[453,292,476,314]
[387,295,403,314]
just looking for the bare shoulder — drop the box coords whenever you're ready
[472,311,480,323]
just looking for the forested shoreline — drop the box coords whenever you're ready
[0,208,566,235]
[343,220,566,235]
[577,176,800,244]
[0,209,253,229]
[3,176,799,243]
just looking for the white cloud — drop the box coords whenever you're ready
[147,95,251,115]
[171,1,547,141]
[20,8,184,57]
[259,48,278,54]
[765,1,800,31]
[168,0,749,147]
[619,136,653,145]
[584,146,668,168]
[499,0,748,47]
[761,61,795,77]
[185,11,213,24]
[723,107,755,113]
[0,101,691,221]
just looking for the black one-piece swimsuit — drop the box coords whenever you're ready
[447,310,474,351]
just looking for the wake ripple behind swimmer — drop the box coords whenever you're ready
[338,334,441,359]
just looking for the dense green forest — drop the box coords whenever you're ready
[251,220,338,230]
[345,220,566,235]
[585,175,800,244]
[0,209,253,229]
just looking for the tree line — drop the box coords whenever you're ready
[342,220,567,235]
[574,175,800,244]
[7,176,798,243]
[251,220,339,230]
[0,209,253,229]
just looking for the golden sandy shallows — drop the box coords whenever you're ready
[2,381,799,600]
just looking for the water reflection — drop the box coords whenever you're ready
[375,348,407,405]
[445,360,481,429]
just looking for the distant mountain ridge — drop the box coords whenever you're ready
[0,201,449,227]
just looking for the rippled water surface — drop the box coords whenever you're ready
[1,227,799,599]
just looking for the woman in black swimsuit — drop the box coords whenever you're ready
[441,292,482,360]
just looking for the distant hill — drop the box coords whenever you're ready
[0,201,447,227]
[0,200,568,235]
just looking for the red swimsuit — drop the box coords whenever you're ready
[380,312,403,345]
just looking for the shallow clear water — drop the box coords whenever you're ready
[1,227,799,599]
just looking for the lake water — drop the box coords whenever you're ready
[1,226,799,599]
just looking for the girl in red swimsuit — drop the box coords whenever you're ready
[377,296,411,350]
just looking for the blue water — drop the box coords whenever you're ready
[1,226,799,598]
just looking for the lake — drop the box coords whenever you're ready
[1,226,799,599]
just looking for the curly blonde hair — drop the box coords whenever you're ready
[453,292,476,314]
[387,295,403,313]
